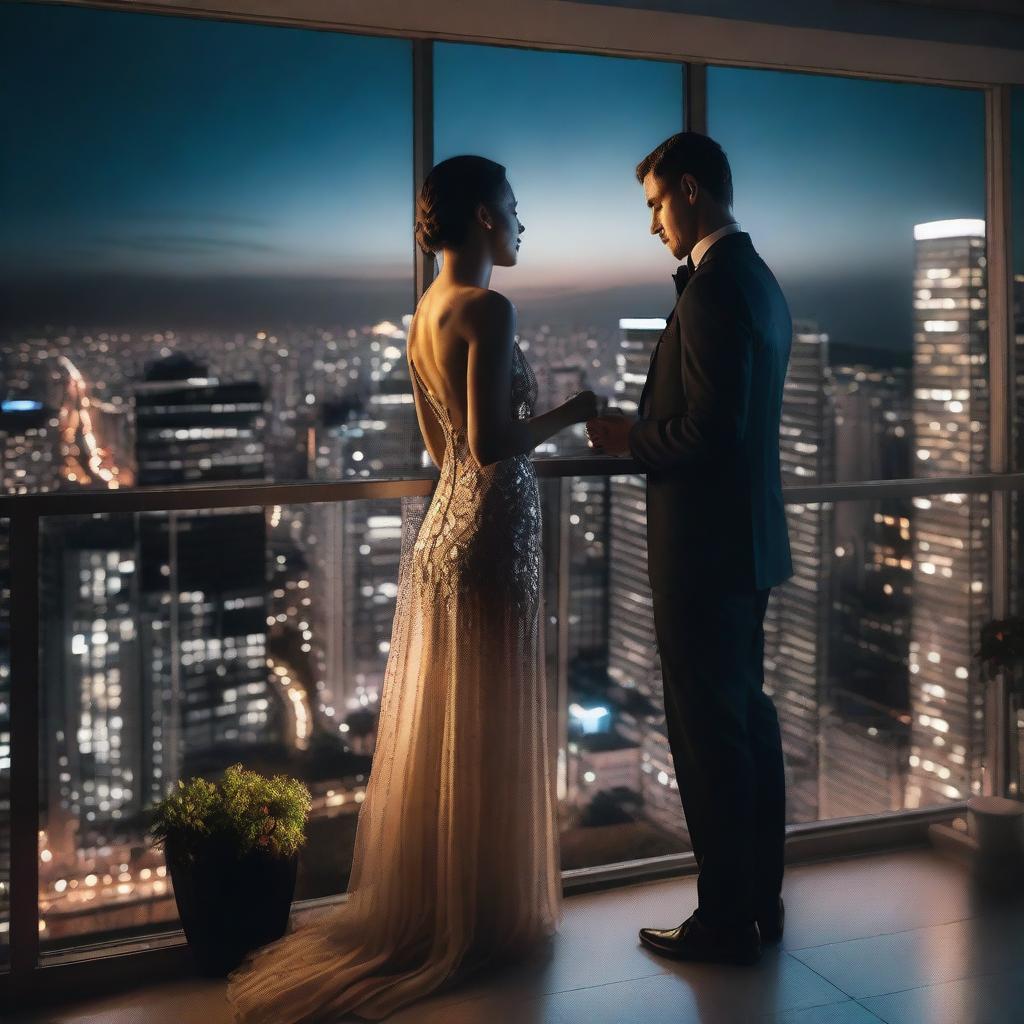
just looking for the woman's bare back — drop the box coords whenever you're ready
[409,280,594,474]
[407,282,491,438]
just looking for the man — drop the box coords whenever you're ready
[586,132,793,966]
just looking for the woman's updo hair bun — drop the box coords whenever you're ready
[415,155,508,256]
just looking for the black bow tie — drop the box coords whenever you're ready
[673,257,697,295]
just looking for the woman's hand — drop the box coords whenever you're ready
[564,389,602,425]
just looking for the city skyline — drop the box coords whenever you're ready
[1,213,1018,956]
[2,0,1024,964]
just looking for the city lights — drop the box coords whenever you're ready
[0,22,1018,961]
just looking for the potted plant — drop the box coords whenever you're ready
[147,763,312,977]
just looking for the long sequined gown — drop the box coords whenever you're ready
[225,340,563,1022]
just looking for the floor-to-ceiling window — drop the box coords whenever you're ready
[435,43,690,867]
[0,0,1014,969]
[708,68,989,821]
[0,1,415,955]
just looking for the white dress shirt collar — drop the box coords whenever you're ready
[690,221,742,268]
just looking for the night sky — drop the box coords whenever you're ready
[1,2,1019,348]
[710,66,986,353]
[434,43,683,299]
[1,3,415,326]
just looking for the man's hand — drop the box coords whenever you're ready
[586,414,636,456]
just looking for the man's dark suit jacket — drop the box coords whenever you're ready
[628,230,794,594]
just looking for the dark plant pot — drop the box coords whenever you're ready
[166,840,298,977]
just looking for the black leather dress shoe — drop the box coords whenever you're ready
[638,912,761,966]
[756,897,785,944]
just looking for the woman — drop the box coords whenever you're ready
[226,156,599,1022]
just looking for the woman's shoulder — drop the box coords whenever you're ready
[452,285,514,315]
[451,287,516,341]
[411,287,515,366]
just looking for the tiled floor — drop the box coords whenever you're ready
[10,845,1024,1024]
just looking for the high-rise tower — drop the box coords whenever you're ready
[133,355,272,797]
[767,321,833,823]
[821,362,914,818]
[907,219,990,808]
[606,318,685,839]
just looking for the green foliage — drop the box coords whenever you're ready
[977,617,1024,693]
[147,763,312,863]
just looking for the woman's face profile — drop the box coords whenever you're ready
[486,180,525,268]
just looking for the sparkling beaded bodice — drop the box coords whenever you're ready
[409,341,541,614]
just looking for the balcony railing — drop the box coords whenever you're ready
[1,460,1021,998]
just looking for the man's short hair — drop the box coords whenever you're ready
[635,132,733,208]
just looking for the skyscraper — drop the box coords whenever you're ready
[0,400,59,494]
[607,319,664,700]
[566,475,610,680]
[0,402,54,926]
[822,363,914,818]
[133,355,272,797]
[40,520,141,858]
[606,318,683,839]
[309,322,425,728]
[767,320,834,824]
[906,219,990,808]
[133,352,265,486]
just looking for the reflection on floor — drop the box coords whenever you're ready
[10,845,1024,1023]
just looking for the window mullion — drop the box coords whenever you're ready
[984,84,1014,797]
[685,62,706,135]
[413,39,435,304]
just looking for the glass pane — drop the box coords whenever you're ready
[809,491,988,818]
[36,491,436,953]
[560,473,691,868]
[562,478,989,871]
[557,295,992,872]
[0,3,416,491]
[435,44,683,458]
[708,68,986,484]
[35,471,993,950]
